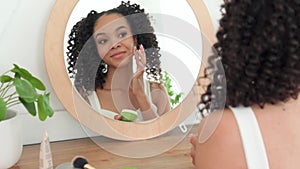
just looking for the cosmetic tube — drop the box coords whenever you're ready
[39,130,53,169]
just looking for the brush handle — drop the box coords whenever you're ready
[84,164,96,169]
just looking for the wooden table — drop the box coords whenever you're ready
[11,127,196,169]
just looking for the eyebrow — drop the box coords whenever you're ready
[95,25,127,38]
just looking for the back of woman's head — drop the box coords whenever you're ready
[199,0,300,113]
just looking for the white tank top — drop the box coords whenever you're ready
[87,79,158,121]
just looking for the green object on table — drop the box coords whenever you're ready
[120,109,138,122]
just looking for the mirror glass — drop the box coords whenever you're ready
[63,0,202,122]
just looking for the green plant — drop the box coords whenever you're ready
[161,71,184,109]
[0,64,54,122]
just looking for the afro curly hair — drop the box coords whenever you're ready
[198,0,300,115]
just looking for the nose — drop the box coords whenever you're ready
[111,41,121,49]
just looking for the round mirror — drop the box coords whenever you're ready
[44,0,215,140]
[64,0,200,123]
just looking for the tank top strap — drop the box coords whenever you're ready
[229,106,270,169]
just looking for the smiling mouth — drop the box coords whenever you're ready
[111,51,126,59]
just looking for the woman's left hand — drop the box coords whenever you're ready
[131,44,146,97]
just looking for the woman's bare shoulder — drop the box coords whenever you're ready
[194,109,247,168]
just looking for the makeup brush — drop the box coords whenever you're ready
[72,156,96,169]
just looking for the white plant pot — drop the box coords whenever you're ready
[0,110,23,169]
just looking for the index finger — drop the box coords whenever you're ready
[139,44,146,65]
[189,133,198,146]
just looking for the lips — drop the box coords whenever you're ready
[110,51,126,59]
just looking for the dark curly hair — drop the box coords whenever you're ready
[66,1,162,91]
[198,0,300,115]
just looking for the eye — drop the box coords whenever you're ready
[118,32,128,38]
[98,39,107,44]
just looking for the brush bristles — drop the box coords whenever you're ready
[72,156,88,168]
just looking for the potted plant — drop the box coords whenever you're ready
[0,64,54,169]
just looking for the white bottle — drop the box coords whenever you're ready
[39,129,53,169]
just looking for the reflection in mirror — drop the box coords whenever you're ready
[64,0,201,122]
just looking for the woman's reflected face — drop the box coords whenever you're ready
[93,13,136,68]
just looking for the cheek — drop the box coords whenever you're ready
[124,38,135,51]
[96,45,109,59]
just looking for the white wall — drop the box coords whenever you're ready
[0,0,223,145]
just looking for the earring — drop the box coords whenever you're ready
[102,62,108,74]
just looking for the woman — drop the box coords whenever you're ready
[190,0,300,168]
[66,1,170,121]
